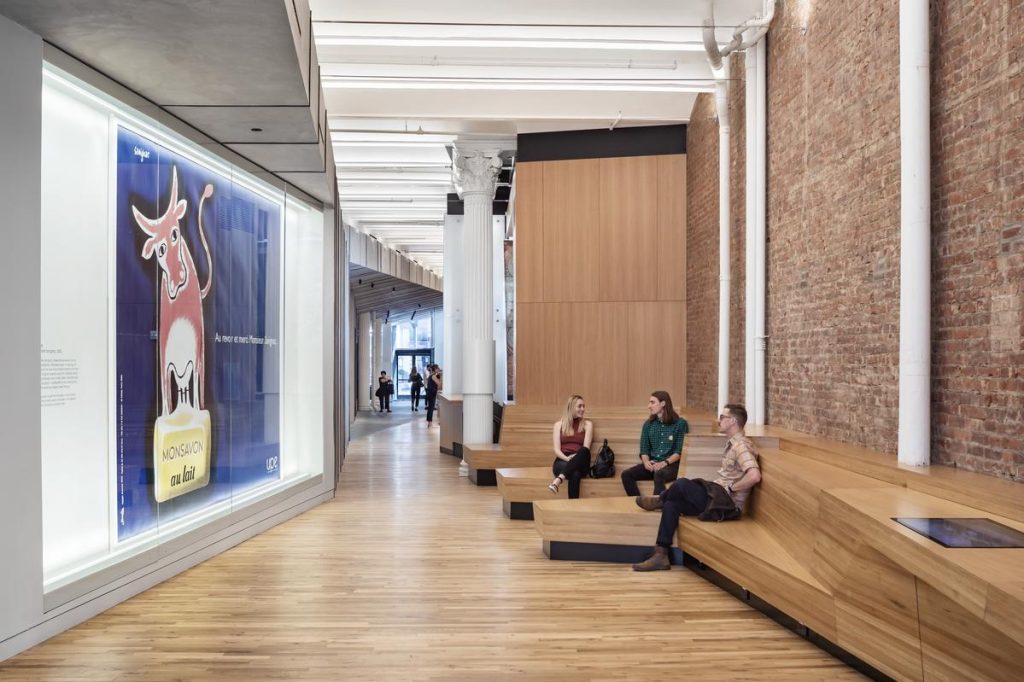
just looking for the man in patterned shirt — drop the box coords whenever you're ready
[620,391,689,497]
[632,403,761,571]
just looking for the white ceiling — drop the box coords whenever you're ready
[310,0,765,274]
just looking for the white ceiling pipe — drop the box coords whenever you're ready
[715,61,731,416]
[744,36,757,418]
[898,0,931,467]
[704,1,775,417]
[753,38,768,426]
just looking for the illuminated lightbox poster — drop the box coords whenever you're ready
[116,125,282,541]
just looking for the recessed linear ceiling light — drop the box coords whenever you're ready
[322,77,710,93]
[342,193,448,199]
[331,140,454,148]
[315,36,705,52]
[341,195,446,202]
[333,132,456,144]
[339,178,453,186]
[335,161,452,169]
[323,55,681,70]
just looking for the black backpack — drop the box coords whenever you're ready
[590,439,616,478]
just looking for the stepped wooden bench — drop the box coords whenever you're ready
[466,415,751,485]
[496,441,728,519]
[534,443,1024,680]
[770,427,1024,524]
[498,468,657,519]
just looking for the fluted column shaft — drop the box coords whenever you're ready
[455,145,503,445]
[442,215,463,396]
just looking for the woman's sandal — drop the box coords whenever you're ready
[548,476,564,493]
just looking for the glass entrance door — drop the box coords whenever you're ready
[394,349,433,402]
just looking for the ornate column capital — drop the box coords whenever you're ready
[454,150,502,198]
[453,139,515,198]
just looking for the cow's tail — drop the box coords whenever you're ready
[198,184,214,298]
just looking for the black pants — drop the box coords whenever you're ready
[620,460,680,497]
[656,478,708,547]
[425,391,437,422]
[552,446,592,499]
[411,386,421,409]
[378,392,390,411]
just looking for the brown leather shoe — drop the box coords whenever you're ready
[632,546,671,571]
[635,495,663,511]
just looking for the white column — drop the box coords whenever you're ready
[493,215,508,402]
[754,38,768,426]
[454,142,504,467]
[442,214,464,396]
[382,320,393,377]
[372,314,383,392]
[358,311,372,410]
[715,60,731,415]
[745,49,757,416]
[898,0,931,467]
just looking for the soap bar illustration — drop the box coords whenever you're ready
[153,406,211,502]
[131,166,215,502]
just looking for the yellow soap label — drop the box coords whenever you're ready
[153,407,212,503]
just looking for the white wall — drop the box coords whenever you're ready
[0,13,43,645]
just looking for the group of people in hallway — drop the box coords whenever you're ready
[373,364,442,425]
[548,392,761,572]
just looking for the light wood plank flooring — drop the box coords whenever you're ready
[1,418,863,681]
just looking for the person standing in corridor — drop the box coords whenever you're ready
[409,366,424,412]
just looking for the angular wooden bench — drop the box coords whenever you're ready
[496,440,728,519]
[469,430,769,485]
[463,405,717,485]
[533,442,1024,680]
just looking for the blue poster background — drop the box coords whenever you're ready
[116,126,282,541]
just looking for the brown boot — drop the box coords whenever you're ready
[635,495,663,511]
[632,546,671,571]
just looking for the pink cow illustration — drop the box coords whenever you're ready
[131,166,214,416]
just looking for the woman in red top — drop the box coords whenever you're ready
[548,395,594,498]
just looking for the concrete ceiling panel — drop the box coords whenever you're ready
[166,106,321,144]
[1,0,310,105]
[226,143,326,173]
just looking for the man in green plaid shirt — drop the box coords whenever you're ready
[620,391,688,496]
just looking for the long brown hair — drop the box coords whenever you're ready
[560,395,585,435]
[648,390,679,425]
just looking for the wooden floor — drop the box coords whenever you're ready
[1,419,863,681]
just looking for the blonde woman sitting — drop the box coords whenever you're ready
[548,395,594,498]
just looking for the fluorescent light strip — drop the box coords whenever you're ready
[333,132,457,143]
[316,36,704,51]
[332,140,453,148]
[342,194,448,200]
[323,78,709,93]
[322,55,681,70]
[339,179,453,186]
[335,161,452,169]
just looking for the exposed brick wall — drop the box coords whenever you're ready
[686,94,720,410]
[931,0,1024,478]
[687,1,1020,479]
[686,54,747,412]
[764,0,902,451]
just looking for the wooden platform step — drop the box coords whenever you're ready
[468,434,780,486]
[497,467,656,520]
[533,497,679,563]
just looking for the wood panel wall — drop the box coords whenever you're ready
[515,155,686,406]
